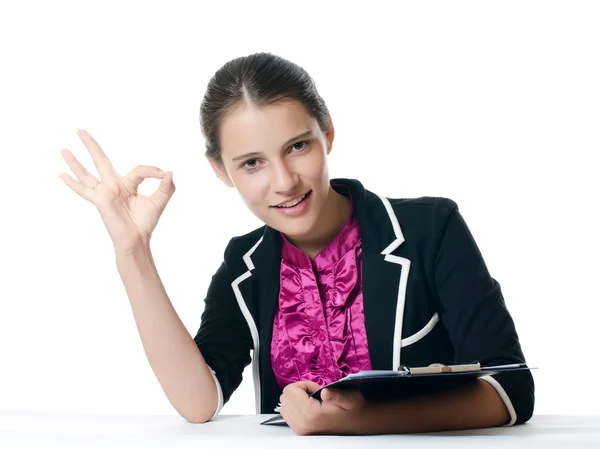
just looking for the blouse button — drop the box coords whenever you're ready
[318,331,326,341]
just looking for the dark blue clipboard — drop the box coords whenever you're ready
[260,363,534,426]
[310,364,533,401]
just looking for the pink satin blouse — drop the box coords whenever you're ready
[270,193,373,390]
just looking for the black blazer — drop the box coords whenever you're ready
[194,178,534,425]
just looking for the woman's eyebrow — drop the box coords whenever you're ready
[231,130,313,162]
[282,130,312,146]
[232,151,261,162]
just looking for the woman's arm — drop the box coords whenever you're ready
[351,378,509,435]
[348,199,533,435]
[431,199,534,425]
[116,243,218,423]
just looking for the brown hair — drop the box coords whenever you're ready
[199,52,330,163]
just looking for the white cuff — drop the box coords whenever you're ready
[207,365,224,420]
[480,375,517,426]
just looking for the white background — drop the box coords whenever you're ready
[1,0,598,419]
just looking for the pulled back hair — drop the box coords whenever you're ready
[199,52,331,164]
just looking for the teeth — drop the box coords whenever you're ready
[276,193,307,208]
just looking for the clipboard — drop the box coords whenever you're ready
[309,362,532,401]
[260,362,534,426]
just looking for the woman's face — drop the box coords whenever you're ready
[209,98,334,240]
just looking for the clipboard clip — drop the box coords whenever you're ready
[399,362,481,375]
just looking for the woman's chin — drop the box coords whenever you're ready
[267,213,316,238]
[275,220,313,238]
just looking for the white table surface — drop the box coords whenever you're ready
[1,411,599,449]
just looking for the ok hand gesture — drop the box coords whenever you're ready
[59,129,176,254]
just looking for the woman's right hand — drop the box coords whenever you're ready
[59,129,176,255]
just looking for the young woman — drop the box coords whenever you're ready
[59,52,534,436]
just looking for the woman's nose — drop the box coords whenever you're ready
[271,161,298,193]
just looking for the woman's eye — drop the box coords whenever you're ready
[241,159,257,169]
[241,141,309,171]
[291,140,309,151]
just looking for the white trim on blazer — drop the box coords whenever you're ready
[231,236,263,415]
[373,192,412,370]
[207,366,224,419]
[402,313,440,348]
[480,375,517,426]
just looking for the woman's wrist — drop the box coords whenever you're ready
[114,241,156,282]
[115,239,152,261]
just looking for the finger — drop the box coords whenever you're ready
[60,148,101,188]
[280,392,288,411]
[321,388,357,410]
[293,381,323,394]
[125,165,165,188]
[282,386,308,408]
[279,406,291,428]
[76,129,117,181]
[150,171,176,208]
[59,172,94,202]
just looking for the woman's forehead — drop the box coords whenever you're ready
[219,100,318,159]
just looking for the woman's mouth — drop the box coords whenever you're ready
[271,190,312,216]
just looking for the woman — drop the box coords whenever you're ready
[59,52,534,435]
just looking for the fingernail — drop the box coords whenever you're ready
[159,170,165,175]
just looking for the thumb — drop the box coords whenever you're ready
[321,388,357,410]
[321,388,335,402]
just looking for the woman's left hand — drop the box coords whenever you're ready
[279,381,368,435]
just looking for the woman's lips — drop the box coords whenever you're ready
[271,190,312,216]
[271,190,311,208]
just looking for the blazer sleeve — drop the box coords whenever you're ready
[192,248,253,419]
[432,198,535,426]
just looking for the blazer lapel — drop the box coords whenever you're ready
[332,179,409,371]
[227,224,281,414]
[251,226,282,413]
[360,250,403,370]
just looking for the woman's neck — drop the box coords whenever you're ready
[285,187,351,261]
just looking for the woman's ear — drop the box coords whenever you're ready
[208,157,235,188]
[324,117,335,154]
